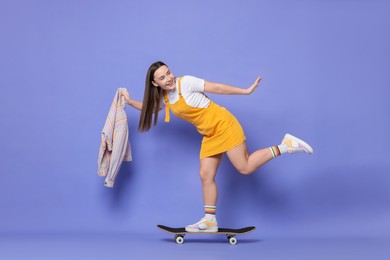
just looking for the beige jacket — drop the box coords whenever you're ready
[98,88,132,188]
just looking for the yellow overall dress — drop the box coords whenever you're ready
[163,77,246,159]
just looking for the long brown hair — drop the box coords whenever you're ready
[138,61,166,132]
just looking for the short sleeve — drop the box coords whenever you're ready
[182,75,205,92]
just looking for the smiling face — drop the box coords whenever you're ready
[152,65,175,91]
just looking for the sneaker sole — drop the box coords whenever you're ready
[286,133,314,154]
[185,227,219,233]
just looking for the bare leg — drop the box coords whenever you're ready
[185,154,222,232]
[199,154,223,206]
[226,142,273,175]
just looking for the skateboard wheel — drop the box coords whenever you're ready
[228,236,237,245]
[175,235,184,244]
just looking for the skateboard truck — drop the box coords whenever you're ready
[174,233,237,245]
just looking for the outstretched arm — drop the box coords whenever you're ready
[122,90,165,111]
[128,99,143,111]
[121,90,143,111]
[204,76,262,95]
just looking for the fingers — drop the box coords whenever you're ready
[253,77,261,88]
[246,76,262,95]
[256,76,262,85]
[121,89,132,104]
[253,76,262,88]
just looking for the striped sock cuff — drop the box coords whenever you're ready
[204,205,216,215]
[269,146,281,158]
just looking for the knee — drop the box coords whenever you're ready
[199,169,214,184]
[237,167,252,175]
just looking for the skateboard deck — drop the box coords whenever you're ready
[157,225,256,244]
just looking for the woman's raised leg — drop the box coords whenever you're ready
[226,133,314,175]
[226,142,273,175]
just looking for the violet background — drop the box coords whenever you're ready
[1,0,389,259]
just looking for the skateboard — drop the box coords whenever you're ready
[157,225,256,245]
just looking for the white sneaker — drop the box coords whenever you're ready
[185,217,218,232]
[282,133,314,154]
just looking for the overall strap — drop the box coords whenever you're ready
[177,77,183,96]
[163,77,183,123]
[163,91,170,122]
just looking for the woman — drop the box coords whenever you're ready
[125,61,313,232]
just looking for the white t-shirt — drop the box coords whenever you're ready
[165,75,211,108]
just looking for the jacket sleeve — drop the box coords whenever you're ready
[97,89,119,176]
[97,134,110,177]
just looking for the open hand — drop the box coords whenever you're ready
[245,76,262,95]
